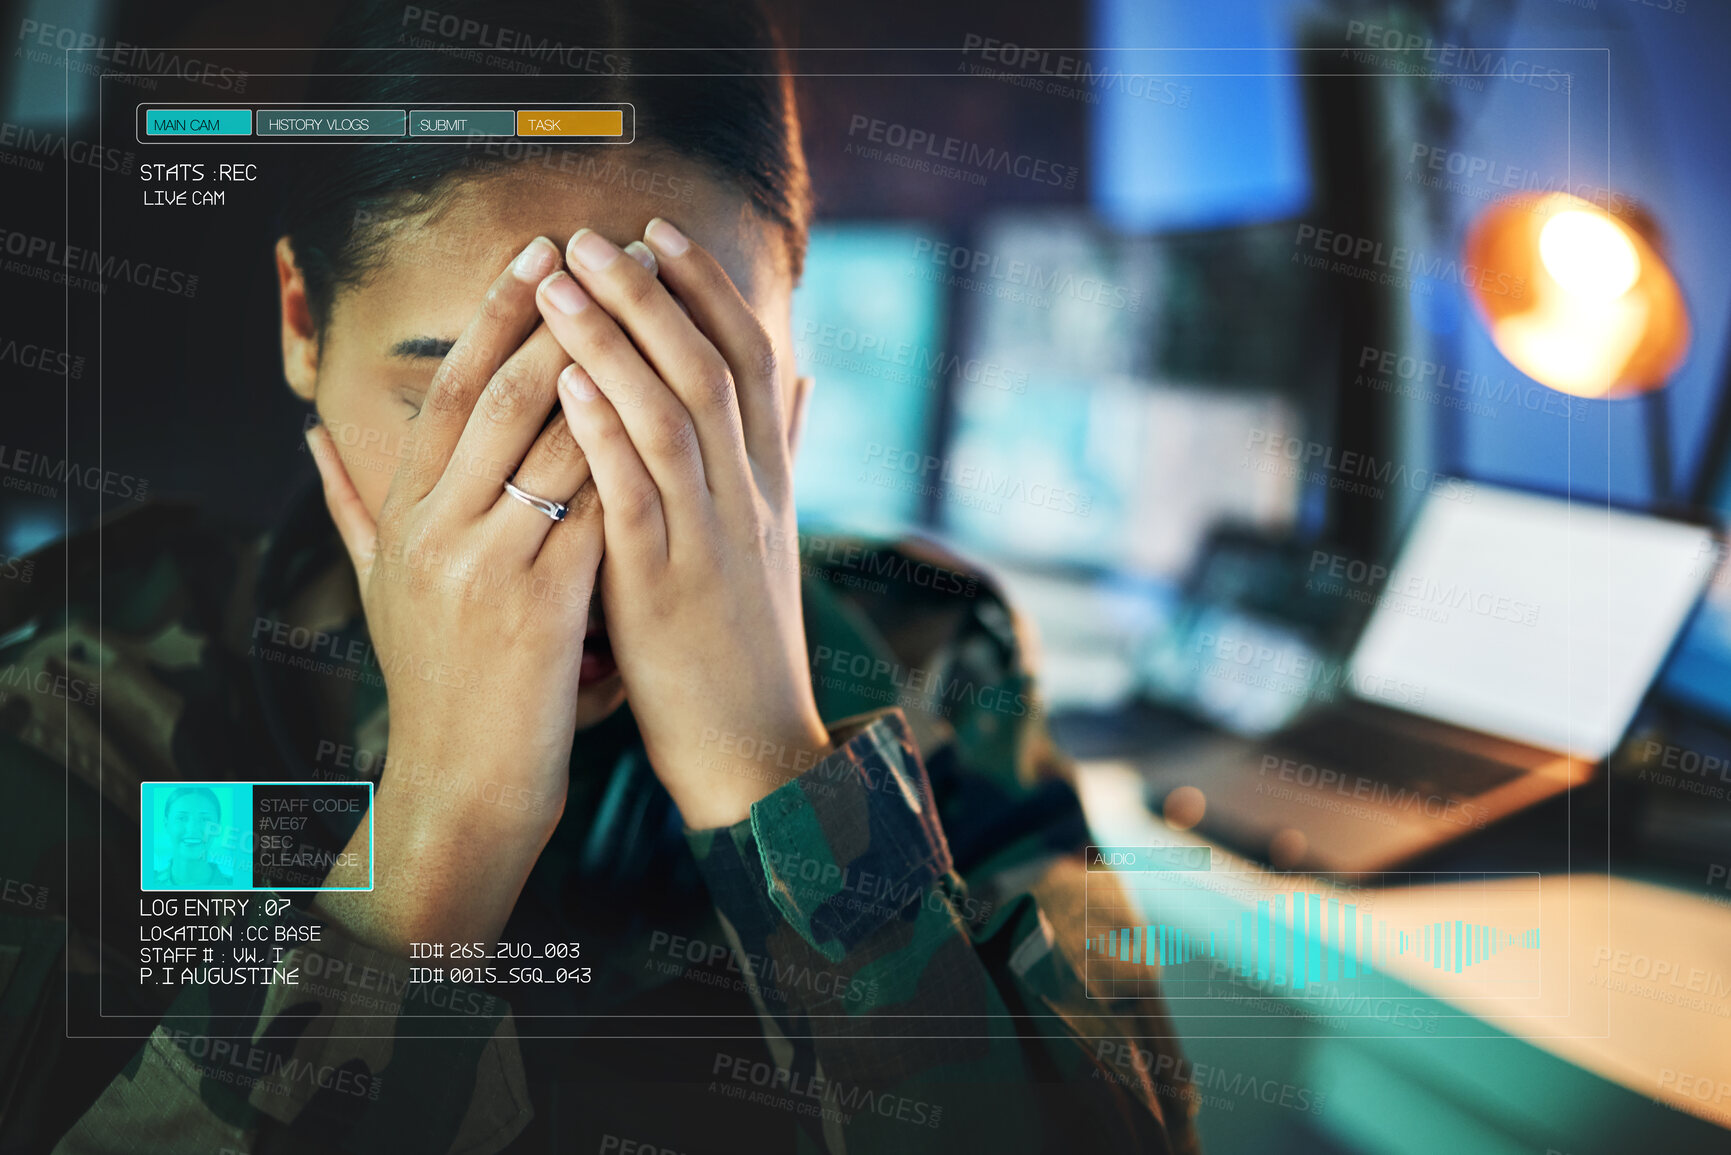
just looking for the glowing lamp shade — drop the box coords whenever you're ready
[1463,193,1690,399]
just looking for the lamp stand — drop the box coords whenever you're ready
[1643,388,1674,511]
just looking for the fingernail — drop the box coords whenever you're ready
[513,236,558,283]
[645,217,689,257]
[560,362,598,401]
[623,240,658,275]
[541,271,589,316]
[569,228,619,272]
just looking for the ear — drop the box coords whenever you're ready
[276,236,319,403]
[787,375,814,458]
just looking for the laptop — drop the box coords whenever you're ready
[1145,483,1715,875]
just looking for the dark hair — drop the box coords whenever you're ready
[281,0,811,334]
[164,785,223,823]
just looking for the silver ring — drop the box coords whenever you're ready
[503,479,568,522]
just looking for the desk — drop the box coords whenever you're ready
[1076,760,1731,1153]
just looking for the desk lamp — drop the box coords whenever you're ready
[1463,192,1691,505]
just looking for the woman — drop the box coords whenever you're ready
[153,786,235,890]
[0,1,1198,1151]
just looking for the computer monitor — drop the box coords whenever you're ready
[936,212,1301,578]
[1349,485,1713,760]
[1090,3,1310,232]
[791,222,948,536]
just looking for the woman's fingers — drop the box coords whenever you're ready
[390,236,559,511]
[531,478,605,607]
[555,363,667,567]
[640,218,788,482]
[534,267,709,517]
[439,324,572,515]
[489,409,594,562]
[306,423,379,584]
[558,228,752,499]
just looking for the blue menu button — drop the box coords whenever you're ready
[144,109,252,136]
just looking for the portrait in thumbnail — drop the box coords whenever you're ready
[140,782,252,890]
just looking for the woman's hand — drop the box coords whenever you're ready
[305,237,605,950]
[535,219,829,830]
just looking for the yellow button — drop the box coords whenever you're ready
[516,109,624,137]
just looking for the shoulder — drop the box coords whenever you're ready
[796,534,1026,674]
[0,501,271,813]
[797,533,1065,788]
[0,499,266,640]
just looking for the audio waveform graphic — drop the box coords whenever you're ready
[1081,846,1544,1005]
[1084,894,1539,988]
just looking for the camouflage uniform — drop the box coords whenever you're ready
[0,483,1200,1154]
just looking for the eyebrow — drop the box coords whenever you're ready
[389,335,457,360]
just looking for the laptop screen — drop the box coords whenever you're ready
[1347,484,1713,759]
